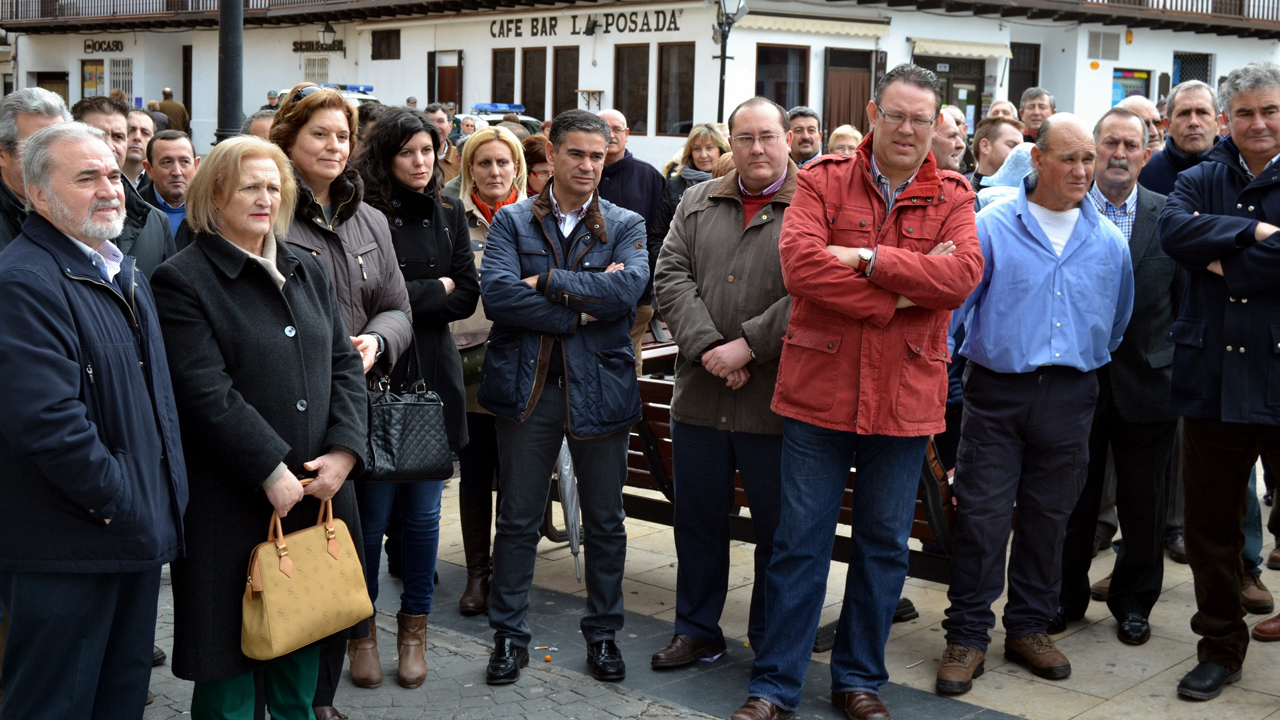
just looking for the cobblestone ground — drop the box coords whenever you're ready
[145,567,715,720]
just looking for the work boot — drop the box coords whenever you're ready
[1242,573,1275,615]
[347,617,383,688]
[459,512,492,616]
[396,612,428,689]
[1003,632,1071,680]
[936,644,985,694]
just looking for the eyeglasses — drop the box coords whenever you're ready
[530,170,552,179]
[876,106,937,130]
[292,84,324,104]
[730,133,783,148]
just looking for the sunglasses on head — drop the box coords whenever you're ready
[292,85,324,104]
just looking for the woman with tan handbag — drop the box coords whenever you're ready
[151,137,369,720]
[442,125,527,616]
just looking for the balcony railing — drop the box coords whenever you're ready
[0,0,342,22]
[1086,0,1280,22]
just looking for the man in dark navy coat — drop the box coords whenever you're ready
[1159,62,1280,702]
[0,122,187,719]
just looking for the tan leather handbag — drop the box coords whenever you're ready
[241,498,373,661]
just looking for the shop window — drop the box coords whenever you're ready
[614,45,649,135]
[1112,69,1151,105]
[304,57,329,85]
[756,45,808,110]
[372,30,400,61]
[492,49,515,104]
[81,59,104,99]
[553,46,579,117]
[657,43,694,136]
[109,58,133,102]
[1173,52,1212,84]
[522,48,547,121]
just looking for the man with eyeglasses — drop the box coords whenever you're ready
[651,96,795,672]
[597,109,665,374]
[1118,95,1166,154]
[729,64,984,720]
[937,113,1133,696]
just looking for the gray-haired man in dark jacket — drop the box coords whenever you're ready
[0,87,70,250]
[479,109,648,687]
[0,122,188,720]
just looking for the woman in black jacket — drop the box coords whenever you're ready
[649,124,730,261]
[350,108,479,689]
[151,137,368,719]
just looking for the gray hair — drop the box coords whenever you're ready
[0,87,71,155]
[21,122,109,212]
[1166,80,1219,117]
[1020,86,1056,111]
[1218,64,1280,116]
[1093,105,1149,149]
[874,64,943,115]
[548,109,611,149]
[240,109,275,136]
[787,106,822,130]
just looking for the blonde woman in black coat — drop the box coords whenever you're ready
[346,107,479,689]
[151,137,367,719]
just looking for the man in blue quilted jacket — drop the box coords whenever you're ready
[478,109,649,687]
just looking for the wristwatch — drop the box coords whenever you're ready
[857,247,874,273]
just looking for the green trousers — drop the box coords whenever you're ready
[190,646,319,720]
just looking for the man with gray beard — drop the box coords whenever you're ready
[0,121,187,720]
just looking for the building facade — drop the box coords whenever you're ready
[3,0,1277,165]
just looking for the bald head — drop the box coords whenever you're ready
[1117,95,1164,152]
[1029,113,1096,211]
[598,109,629,164]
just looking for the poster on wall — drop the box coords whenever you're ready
[81,60,104,98]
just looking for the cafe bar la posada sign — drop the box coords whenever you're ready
[491,8,683,38]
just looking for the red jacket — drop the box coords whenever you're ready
[771,138,984,436]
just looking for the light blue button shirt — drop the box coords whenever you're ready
[67,233,123,284]
[955,181,1134,374]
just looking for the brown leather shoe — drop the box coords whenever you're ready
[347,617,382,688]
[936,644,985,694]
[1243,573,1275,615]
[832,691,890,720]
[1090,573,1112,601]
[651,633,727,668]
[1252,612,1280,641]
[1268,548,1280,571]
[396,612,428,688]
[1167,531,1188,563]
[459,574,490,616]
[730,697,782,720]
[1003,632,1071,680]
[313,708,348,720]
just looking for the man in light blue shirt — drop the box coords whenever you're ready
[936,114,1133,696]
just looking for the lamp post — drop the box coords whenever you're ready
[213,0,243,143]
[714,0,748,123]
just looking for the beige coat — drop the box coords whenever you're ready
[654,163,796,435]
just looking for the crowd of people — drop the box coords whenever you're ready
[0,59,1275,720]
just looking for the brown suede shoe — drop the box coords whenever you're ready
[347,617,383,688]
[1268,548,1280,571]
[1253,612,1280,641]
[313,708,348,720]
[396,612,428,689]
[1090,573,1112,602]
[651,633,727,668]
[1003,632,1071,680]
[832,691,890,720]
[730,697,783,720]
[936,644,985,694]
[1243,573,1275,615]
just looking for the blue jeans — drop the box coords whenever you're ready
[358,480,444,615]
[1245,469,1263,575]
[747,419,928,710]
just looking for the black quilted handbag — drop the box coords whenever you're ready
[364,344,453,483]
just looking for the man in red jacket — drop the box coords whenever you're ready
[730,64,984,720]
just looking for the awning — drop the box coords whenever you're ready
[909,38,1012,59]
[738,14,889,38]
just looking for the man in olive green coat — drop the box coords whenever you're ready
[651,96,796,669]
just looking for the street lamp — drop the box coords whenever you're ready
[714,0,748,123]
[318,21,337,46]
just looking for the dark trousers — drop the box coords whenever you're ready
[1060,370,1176,619]
[943,364,1098,651]
[0,567,161,720]
[1182,417,1280,670]
[458,411,500,562]
[489,385,630,647]
[670,421,783,650]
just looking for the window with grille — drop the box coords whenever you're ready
[1173,52,1212,84]
[492,49,515,104]
[372,30,400,61]
[109,58,133,102]
[1088,31,1121,61]
[657,43,694,136]
[614,45,650,135]
[522,48,546,120]
[304,57,329,84]
[553,47,579,117]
